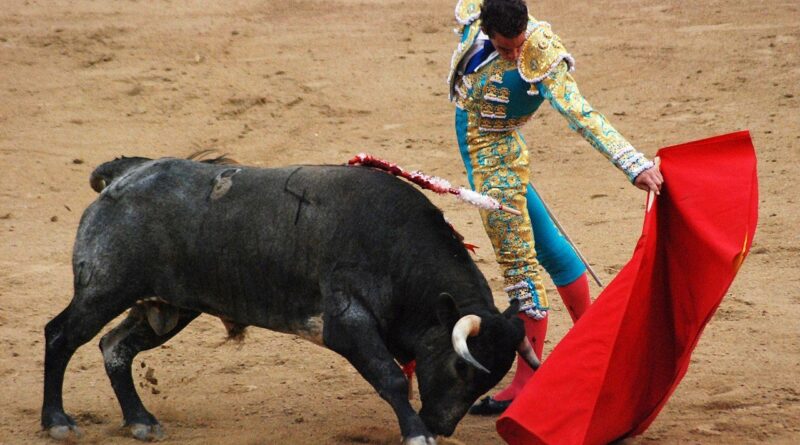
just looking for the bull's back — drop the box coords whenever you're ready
[75,159,452,329]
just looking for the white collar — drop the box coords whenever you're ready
[473,31,498,71]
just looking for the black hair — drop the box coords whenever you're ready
[480,0,528,38]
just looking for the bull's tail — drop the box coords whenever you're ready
[219,317,248,343]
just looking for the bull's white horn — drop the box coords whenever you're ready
[451,315,490,374]
[90,176,107,193]
[517,336,541,370]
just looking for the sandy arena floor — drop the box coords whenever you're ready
[1,0,798,443]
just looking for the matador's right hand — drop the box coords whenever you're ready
[634,165,664,195]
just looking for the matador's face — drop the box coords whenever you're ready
[490,32,526,62]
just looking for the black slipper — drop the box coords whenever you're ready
[468,396,512,415]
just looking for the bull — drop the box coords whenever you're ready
[41,155,539,444]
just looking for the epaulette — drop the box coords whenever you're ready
[455,0,482,26]
[517,21,575,84]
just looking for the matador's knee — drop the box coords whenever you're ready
[505,276,549,320]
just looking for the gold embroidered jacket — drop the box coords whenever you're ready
[448,0,653,181]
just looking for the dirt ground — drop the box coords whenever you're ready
[1,0,798,444]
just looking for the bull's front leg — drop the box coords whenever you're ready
[323,305,435,445]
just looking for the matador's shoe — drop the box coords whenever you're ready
[469,396,512,415]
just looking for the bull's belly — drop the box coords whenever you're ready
[200,297,326,347]
[267,313,325,346]
[218,309,326,347]
[218,311,325,347]
[135,294,327,350]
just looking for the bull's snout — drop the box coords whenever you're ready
[419,406,461,437]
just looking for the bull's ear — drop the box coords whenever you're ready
[435,293,460,331]
[502,299,521,318]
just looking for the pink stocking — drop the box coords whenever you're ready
[557,273,591,323]
[493,313,548,402]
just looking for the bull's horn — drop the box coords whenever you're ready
[451,315,490,374]
[90,176,106,193]
[517,336,541,370]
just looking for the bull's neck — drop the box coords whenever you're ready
[427,277,494,311]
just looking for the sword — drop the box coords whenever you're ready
[646,157,662,213]
[528,183,605,288]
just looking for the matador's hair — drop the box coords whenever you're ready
[480,0,528,38]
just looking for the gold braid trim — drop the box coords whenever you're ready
[447,20,482,101]
[517,21,575,85]
[455,0,483,25]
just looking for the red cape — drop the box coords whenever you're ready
[497,131,758,445]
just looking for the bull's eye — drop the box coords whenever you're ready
[453,357,472,380]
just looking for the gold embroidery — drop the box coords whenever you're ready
[462,111,547,306]
[538,62,651,181]
[478,116,530,132]
[447,20,482,100]
[484,84,510,103]
[480,103,507,119]
[455,0,483,25]
[455,81,468,99]
[517,21,574,83]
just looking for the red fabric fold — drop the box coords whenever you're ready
[497,131,758,445]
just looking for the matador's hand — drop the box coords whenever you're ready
[634,164,664,195]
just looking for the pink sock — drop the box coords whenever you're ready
[493,313,547,401]
[557,273,591,323]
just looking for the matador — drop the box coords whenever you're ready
[448,0,663,414]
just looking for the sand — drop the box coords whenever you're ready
[1,0,798,443]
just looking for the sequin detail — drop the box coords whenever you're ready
[505,278,549,319]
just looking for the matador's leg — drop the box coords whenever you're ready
[456,112,549,317]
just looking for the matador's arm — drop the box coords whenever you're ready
[536,63,653,182]
[516,21,653,181]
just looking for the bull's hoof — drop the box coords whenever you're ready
[403,435,436,445]
[130,423,164,441]
[47,424,82,440]
[43,411,82,440]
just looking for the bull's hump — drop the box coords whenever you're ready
[100,158,196,198]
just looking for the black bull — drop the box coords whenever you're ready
[41,157,539,444]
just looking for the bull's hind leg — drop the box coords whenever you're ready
[100,304,199,441]
[42,292,135,439]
